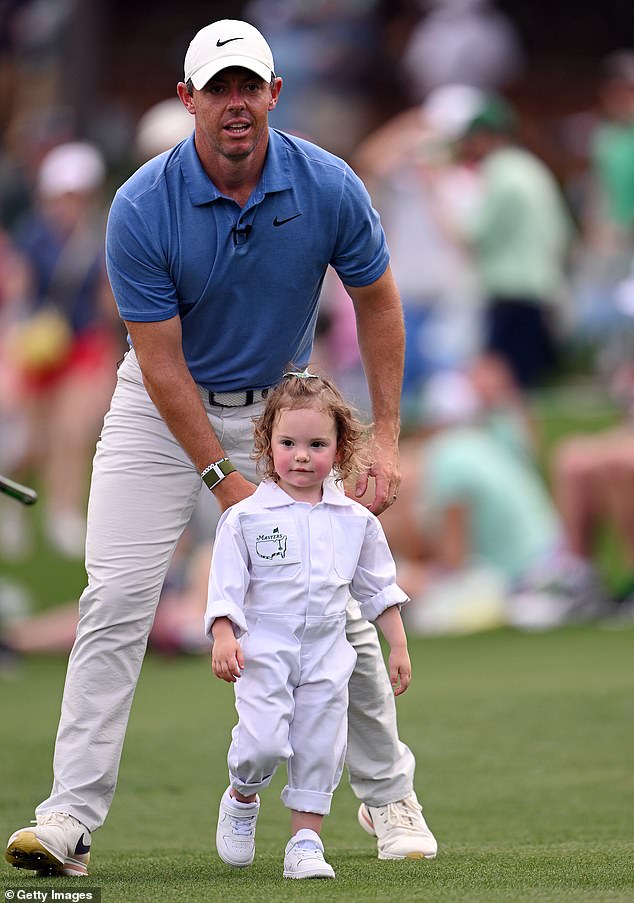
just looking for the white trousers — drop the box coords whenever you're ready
[230,613,357,815]
[36,351,415,831]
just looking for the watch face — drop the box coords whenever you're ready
[202,459,235,490]
[202,464,222,490]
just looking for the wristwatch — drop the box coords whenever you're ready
[201,457,236,490]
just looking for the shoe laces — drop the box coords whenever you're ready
[229,813,257,837]
[294,840,322,854]
[377,796,423,831]
[36,813,77,829]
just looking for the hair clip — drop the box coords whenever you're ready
[282,368,319,380]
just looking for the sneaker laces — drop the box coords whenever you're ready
[294,840,322,852]
[378,796,424,832]
[229,813,257,837]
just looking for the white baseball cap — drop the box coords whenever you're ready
[184,19,275,90]
[38,142,105,197]
[136,99,193,160]
[422,84,486,141]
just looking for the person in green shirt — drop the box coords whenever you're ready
[380,369,610,632]
[591,50,634,237]
[456,95,575,390]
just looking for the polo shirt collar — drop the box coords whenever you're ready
[180,134,222,206]
[321,478,355,506]
[180,128,293,207]
[255,481,295,508]
[260,128,294,194]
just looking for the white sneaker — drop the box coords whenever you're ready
[5,812,91,876]
[215,787,259,868]
[358,791,438,860]
[283,829,335,879]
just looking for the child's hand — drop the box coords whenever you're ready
[388,645,411,696]
[211,618,245,682]
[375,606,412,696]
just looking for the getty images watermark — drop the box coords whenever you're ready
[5,890,101,902]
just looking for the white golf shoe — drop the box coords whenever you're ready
[358,791,438,860]
[283,829,335,879]
[5,812,91,876]
[215,787,259,868]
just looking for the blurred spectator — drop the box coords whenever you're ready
[572,50,634,366]
[2,535,213,657]
[0,229,31,557]
[466,351,537,460]
[353,85,483,417]
[245,0,381,156]
[6,141,122,558]
[589,51,634,252]
[308,267,372,418]
[431,89,576,392]
[3,98,209,653]
[134,97,193,162]
[379,370,610,633]
[401,0,523,102]
[550,362,634,604]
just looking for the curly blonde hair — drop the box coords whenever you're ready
[253,368,372,482]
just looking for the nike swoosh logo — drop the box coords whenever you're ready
[273,213,303,227]
[74,834,91,855]
[216,37,243,46]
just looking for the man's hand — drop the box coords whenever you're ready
[211,617,244,683]
[345,268,404,514]
[355,437,401,515]
[212,471,257,513]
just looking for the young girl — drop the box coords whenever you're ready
[205,370,411,879]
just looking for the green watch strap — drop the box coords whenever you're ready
[201,458,236,490]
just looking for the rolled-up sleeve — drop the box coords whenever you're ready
[204,513,250,640]
[350,517,409,622]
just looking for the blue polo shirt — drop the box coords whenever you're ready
[106,129,389,390]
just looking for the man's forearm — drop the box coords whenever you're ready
[139,353,255,509]
[357,305,404,442]
[124,316,256,510]
[346,266,405,443]
[141,355,226,473]
[345,267,404,512]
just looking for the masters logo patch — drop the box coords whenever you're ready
[255,526,287,560]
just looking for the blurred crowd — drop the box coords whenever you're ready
[1,0,634,658]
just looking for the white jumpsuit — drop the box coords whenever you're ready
[206,480,408,815]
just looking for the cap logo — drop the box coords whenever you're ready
[216,36,243,47]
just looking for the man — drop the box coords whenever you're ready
[5,20,437,877]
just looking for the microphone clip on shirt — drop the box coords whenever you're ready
[232,223,252,246]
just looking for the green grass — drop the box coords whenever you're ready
[2,627,633,902]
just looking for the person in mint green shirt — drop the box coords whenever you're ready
[457,95,574,389]
[592,51,634,236]
[381,370,610,632]
[420,423,560,586]
[572,51,634,354]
